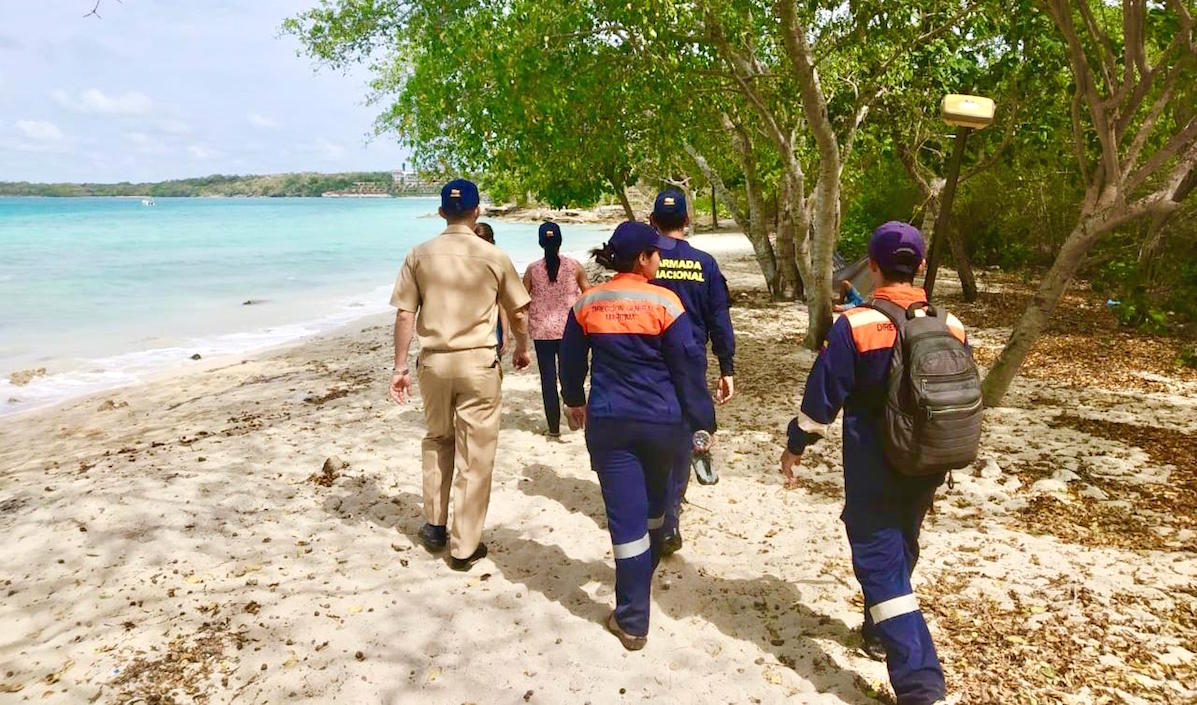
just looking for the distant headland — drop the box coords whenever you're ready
[0,170,439,198]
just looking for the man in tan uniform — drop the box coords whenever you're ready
[389,179,532,571]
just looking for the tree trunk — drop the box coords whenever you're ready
[947,226,979,301]
[918,177,979,302]
[610,173,635,221]
[685,142,779,297]
[1137,167,1195,283]
[981,214,1107,406]
[711,184,719,228]
[777,173,803,299]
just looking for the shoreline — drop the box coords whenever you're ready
[1,236,1192,703]
[0,213,622,418]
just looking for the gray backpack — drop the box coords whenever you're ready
[869,299,983,476]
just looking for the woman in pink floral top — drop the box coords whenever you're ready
[523,222,591,436]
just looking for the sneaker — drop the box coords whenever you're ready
[606,611,647,651]
[449,543,488,572]
[860,625,886,661]
[660,527,683,557]
[418,523,447,553]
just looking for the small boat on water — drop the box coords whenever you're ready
[141,198,156,206]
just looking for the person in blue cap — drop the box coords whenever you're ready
[560,221,715,650]
[390,178,532,572]
[522,221,591,437]
[778,221,965,705]
[648,188,736,556]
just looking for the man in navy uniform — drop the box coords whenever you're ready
[779,222,963,705]
[649,188,736,555]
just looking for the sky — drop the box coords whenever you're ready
[0,1,410,183]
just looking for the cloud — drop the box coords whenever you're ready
[315,139,345,160]
[16,120,65,142]
[187,145,217,160]
[4,119,73,153]
[52,88,153,116]
[156,119,191,135]
[247,112,279,129]
[124,131,168,154]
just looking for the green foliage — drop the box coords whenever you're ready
[841,154,922,260]
[1116,295,1170,335]
[1179,345,1197,370]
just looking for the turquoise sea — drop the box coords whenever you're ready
[0,197,611,415]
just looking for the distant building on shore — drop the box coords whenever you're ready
[322,181,392,198]
[391,170,438,194]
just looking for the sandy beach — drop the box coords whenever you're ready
[1,234,1194,705]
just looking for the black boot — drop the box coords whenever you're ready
[418,523,447,553]
[450,543,488,572]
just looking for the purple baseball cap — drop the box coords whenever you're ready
[608,221,676,260]
[868,221,925,275]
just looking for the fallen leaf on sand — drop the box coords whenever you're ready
[348,605,363,614]
[426,667,441,684]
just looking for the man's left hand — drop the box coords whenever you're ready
[512,346,532,370]
[779,448,802,489]
[715,376,735,404]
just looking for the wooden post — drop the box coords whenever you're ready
[923,126,971,299]
[711,184,718,228]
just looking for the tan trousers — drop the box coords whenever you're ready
[416,348,502,559]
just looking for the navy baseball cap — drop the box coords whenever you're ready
[608,221,676,260]
[652,189,687,222]
[538,222,561,248]
[868,221,925,275]
[440,178,480,215]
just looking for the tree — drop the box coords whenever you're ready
[981,0,1197,406]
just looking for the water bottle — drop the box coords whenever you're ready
[691,431,717,485]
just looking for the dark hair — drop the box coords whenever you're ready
[652,210,686,231]
[543,239,561,282]
[880,268,917,285]
[474,222,495,243]
[591,242,650,273]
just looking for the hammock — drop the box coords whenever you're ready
[833,253,873,298]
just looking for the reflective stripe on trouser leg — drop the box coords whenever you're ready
[848,523,945,705]
[588,419,682,637]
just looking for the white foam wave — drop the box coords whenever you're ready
[0,284,393,417]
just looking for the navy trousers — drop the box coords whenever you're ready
[586,418,689,636]
[846,488,945,705]
[663,357,707,535]
[533,339,562,434]
[663,447,690,535]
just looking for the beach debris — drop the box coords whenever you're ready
[96,399,129,412]
[8,368,46,386]
[308,456,347,487]
[109,617,249,705]
[190,353,202,360]
[242,299,268,306]
[303,387,350,405]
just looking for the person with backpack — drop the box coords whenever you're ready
[648,189,736,556]
[778,221,981,705]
